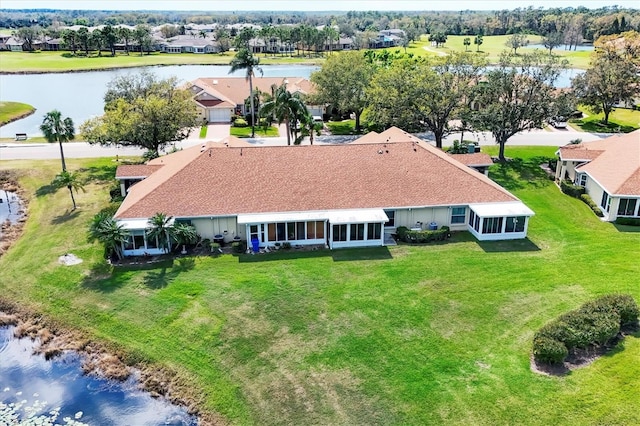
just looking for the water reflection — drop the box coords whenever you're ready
[0,64,318,137]
[0,326,196,425]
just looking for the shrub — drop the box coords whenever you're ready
[615,217,640,226]
[532,294,638,364]
[597,294,640,327]
[579,194,604,217]
[210,242,221,253]
[233,118,248,128]
[396,226,450,244]
[282,242,292,250]
[560,180,585,198]
[231,241,245,253]
[230,114,242,122]
[533,336,568,364]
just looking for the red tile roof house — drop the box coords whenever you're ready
[188,77,324,123]
[556,130,640,221]
[114,128,534,256]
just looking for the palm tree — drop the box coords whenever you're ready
[299,112,322,145]
[146,212,174,253]
[52,170,84,210]
[88,211,129,260]
[261,82,308,146]
[173,222,198,253]
[40,110,75,172]
[229,48,263,138]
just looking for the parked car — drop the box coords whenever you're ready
[550,117,567,128]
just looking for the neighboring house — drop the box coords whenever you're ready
[188,76,323,123]
[556,130,640,221]
[160,35,219,54]
[113,128,534,256]
[0,35,11,50]
[368,29,405,49]
[5,37,24,51]
[449,153,493,176]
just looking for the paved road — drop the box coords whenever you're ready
[0,129,613,161]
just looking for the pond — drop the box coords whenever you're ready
[0,326,196,425]
[525,43,594,52]
[0,63,584,138]
[0,64,319,138]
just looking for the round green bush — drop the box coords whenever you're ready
[533,336,568,364]
[233,118,248,128]
[599,294,640,326]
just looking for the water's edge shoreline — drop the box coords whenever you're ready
[0,108,36,128]
[0,60,323,75]
[0,301,223,425]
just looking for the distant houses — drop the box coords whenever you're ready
[1,23,405,54]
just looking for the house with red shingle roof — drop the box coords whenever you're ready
[114,128,534,256]
[556,130,640,221]
[188,76,322,124]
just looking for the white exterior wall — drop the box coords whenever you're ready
[192,216,242,242]
[394,207,468,230]
[584,177,608,218]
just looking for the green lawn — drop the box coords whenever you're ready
[0,101,36,126]
[230,125,279,138]
[0,34,593,73]
[326,119,358,135]
[0,148,638,425]
[0,51,322,73]
[385,35,592,69]
[569,106,640,133]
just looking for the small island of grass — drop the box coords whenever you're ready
[0,101,36,126]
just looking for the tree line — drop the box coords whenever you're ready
[3,6,639,44]
[310,30,639,160]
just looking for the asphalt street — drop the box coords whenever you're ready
[0,129,612,161]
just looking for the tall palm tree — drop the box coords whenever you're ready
[229,48,263,138]
[52,170,84,210]
[88,211,129,260]
[261,82,308,146]
[40,110,75,172]
[146,212,175,253]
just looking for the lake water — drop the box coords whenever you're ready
[0,326,196,425]
[525,43,594,52]
[0,64,319,138]
[0,63,584,138]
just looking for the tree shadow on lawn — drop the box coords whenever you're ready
[477,237,540,253]
[142,257,195,289]
[81,257,195,292]
[35,183,58,197]
[78,164,118,184]
[81,262,133,293]
[238,246,393,263]
[490,157,554,191]
[50,209,81,224]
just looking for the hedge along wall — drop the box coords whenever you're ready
[559,180,603,217]
[396,226,450,243]
[532,294,639,364]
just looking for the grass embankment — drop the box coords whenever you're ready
[570,106,640,133]
[0,50,321,73]
[230,125,279,138]
[0,101,36,126]
[0,148,639,425]
[326,119,357,135]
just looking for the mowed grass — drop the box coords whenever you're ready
[0,149,639,425]
[0,50,321,73]
[390,35,592,69]
[0,101,35,126]
[230,125,279,138]
[570,106,640,133]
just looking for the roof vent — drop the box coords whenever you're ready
[212,79,218,85]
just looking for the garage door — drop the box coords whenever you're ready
[208,108,232,123]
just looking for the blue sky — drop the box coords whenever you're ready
[1,0,638,11]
